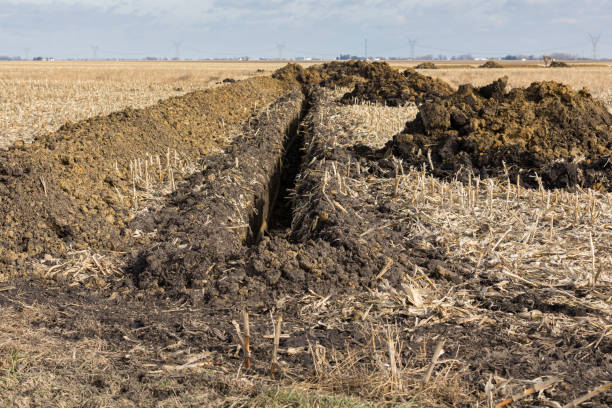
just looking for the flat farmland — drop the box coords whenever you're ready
[0,61,297,148]
[1,60,611,149]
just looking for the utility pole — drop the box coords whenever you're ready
[588,33,601,60]
[276,43,286,60]
[408,39,417,60]
[173,41,182,60]
[364,38,368,60]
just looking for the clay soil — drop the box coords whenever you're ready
[1,62,610,407]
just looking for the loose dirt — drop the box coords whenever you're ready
[381,77,612,190]
[0,77,292,274]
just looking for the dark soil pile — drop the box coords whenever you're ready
[272,60,392,88]
[415,62,437,69]
[550,61,570,68]
[341,67,453,106]
[480,60,504,68]
[0,77,291,272]
[272,61,453,106]
[382,77,612,190]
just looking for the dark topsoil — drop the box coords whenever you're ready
[273,60,453,106]
[379,77,612,190]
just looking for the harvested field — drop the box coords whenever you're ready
[1,61,611,407]
[0,61,298,149]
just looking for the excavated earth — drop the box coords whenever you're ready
[273,60,453,106]
[0,77,292,273]
[0,62,610,406]
[376,77,612,191]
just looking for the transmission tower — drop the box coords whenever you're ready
[276,43,286,60]
[91,45,99,60]
[24,47,30,60]
[588,33,601,60]
[364,38,368,60]
[408,39,417,60]
[173,41,182,60]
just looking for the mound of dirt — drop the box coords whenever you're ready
[415,62,437,69]
[480,61,504,68]
[0,77,292,273]
[273,60,391,89]
[341,67,453,106]
[550,61,570,68]
[384,77,612,190]
[272,61,453,106]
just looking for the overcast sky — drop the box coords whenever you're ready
[1,0,610,59]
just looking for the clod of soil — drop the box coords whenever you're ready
[415,62,437,69]
[0,77,292,273]
[480,61,504,68]
[383,77,612,190]
[272,61,453,106]
[550,61,570,68]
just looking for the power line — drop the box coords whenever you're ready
[408,39,417,60]
[276,43,286,60]
[173,41,182,60]
[588,33,601,59]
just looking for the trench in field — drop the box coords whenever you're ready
[247,95,311,245]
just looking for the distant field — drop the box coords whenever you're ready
[1,60,611,148]
[0,61,293,148]
[398,62,612,107]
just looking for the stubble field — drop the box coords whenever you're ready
[0,60,611,407]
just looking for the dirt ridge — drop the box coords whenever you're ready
[0,77,291,274]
